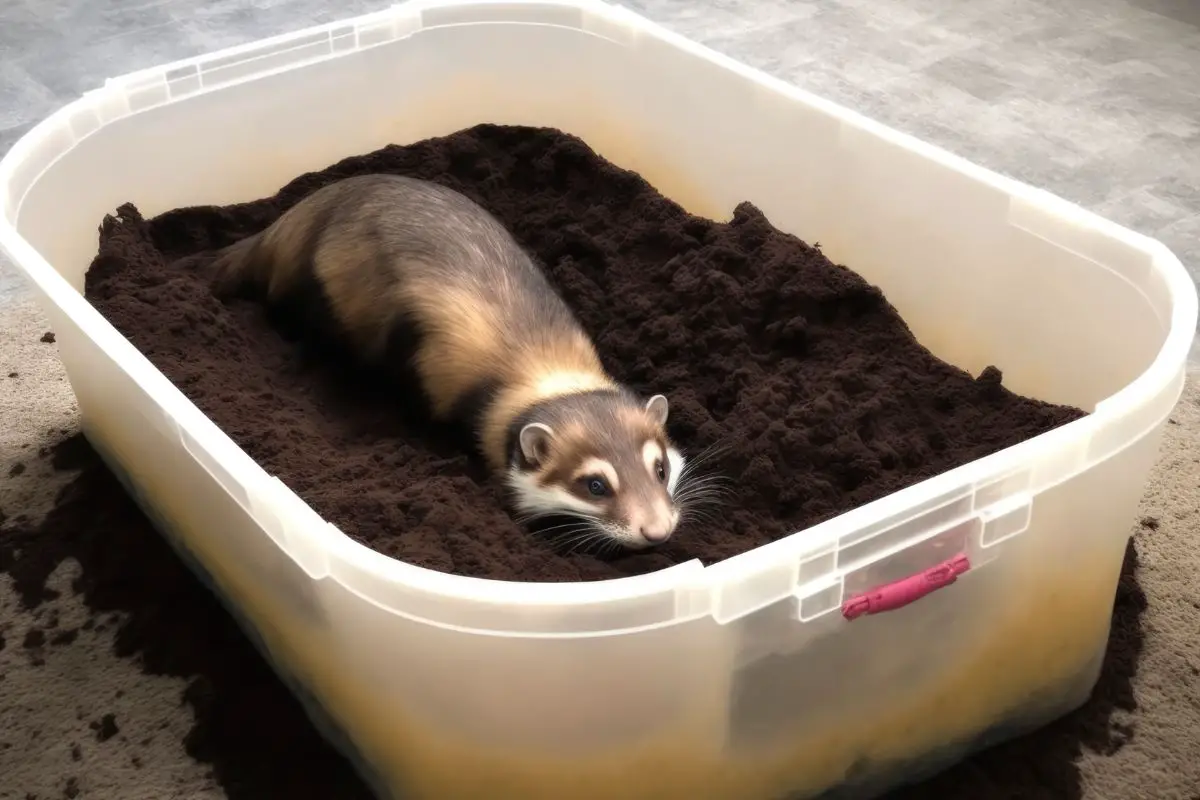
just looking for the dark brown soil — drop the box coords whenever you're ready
[0,435,370,797]
[80,123,1085,581]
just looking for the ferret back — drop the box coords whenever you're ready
[210,174,608,421]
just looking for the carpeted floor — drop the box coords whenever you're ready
[2,0,1200,798]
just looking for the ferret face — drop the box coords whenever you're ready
[507,391,684,550]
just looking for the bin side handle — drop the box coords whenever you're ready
[841,553,971,620]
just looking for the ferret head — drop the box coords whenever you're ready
[506,389,684,550]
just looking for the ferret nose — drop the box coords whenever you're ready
[637,501,676,545]
[639,525,672,544]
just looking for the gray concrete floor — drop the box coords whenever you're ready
[1,0,1198,357]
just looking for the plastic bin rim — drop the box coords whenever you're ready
[0,0,1196,615]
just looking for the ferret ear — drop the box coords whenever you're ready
[519,422,555,465]
[645,394,669,427]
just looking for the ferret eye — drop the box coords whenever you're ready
[584,476,610,497]
[654,458,666,482]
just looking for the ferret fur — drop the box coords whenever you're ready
[210,174,636,474]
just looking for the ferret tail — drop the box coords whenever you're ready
[210,232,266,298]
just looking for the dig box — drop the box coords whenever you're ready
[0,1,1194,798]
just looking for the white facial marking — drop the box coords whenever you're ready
[507,469,604,518]
[642,439,664,478]
[665,446,685,496]
[574,457,619,492]
[535,370,610,398]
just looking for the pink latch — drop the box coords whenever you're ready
[841,553,971,620]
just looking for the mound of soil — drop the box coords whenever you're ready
[82,124,1085,581]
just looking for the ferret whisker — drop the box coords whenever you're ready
[680,504,724,523]
[536,521,593,538]
[540,520,604,537]
[675,479,736,505]
[689,515,722,530]
[589,531,618,556]
[599,537,624,558]
[555,530,584,554]
[534,514,629,556]
[673,475,736,529]
[677,482,736,501]
[680,464,736,486]
[678,441,731,472]
[513,507,606,528]
[678,492,735,511]
[679,463,735,484]
[675,464,732,490]
[680,502,732,524]
[550,529,595,555]
[560,524,610,556]
[512,509,573,526]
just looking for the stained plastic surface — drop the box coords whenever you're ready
[1,1,1195,798]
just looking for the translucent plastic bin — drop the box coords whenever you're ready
[1,1,1195,797]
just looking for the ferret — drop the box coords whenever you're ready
[209,173,687,549]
